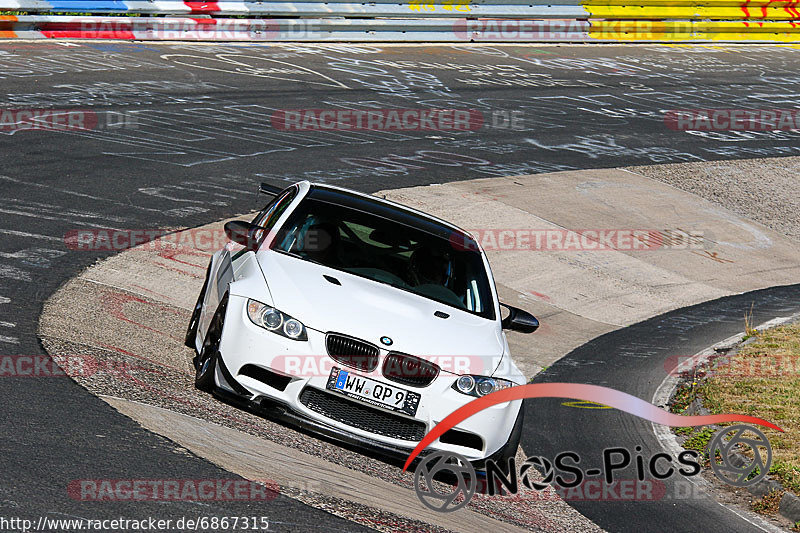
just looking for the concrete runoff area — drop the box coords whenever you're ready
[101,396,532,533]
[381,166,800,375]
[40,159,800,531]
[626,157,800,243]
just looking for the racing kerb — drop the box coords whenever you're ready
[39,163,800,531]
[2,1,800,42]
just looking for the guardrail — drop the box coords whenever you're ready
[0,15,594,40]
[1,0,799,41]
[1,0,589,18]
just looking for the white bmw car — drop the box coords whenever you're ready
[185,181,539,468]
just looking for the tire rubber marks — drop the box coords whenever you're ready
[0,296,16,345]
[160,53,350,89]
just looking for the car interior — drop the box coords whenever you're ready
[273,199,493,318]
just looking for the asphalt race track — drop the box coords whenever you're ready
[526,284,800,533]
[2,41,800,530]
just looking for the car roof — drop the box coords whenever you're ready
[306,182,473,243]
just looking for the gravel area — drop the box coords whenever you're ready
[40,281,601,533]
[625,157,800,242]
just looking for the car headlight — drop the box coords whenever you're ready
[247,299,307,341]
[452,375,515,397]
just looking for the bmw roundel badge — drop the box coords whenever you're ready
[380,336,393,346]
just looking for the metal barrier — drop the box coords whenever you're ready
[1,0,799,41]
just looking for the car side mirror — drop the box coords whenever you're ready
[500,303,539,333]
[224,221,263,251]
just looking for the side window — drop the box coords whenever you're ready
[252,187,297,230]
[242,187,298,253]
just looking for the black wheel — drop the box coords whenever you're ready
[185,258,214,350]
[194,295,227,392]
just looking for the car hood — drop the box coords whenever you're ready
[257,251,505,373]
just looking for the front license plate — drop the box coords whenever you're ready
[326,367,420,417]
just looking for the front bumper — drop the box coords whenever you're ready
[214,294,523,462]
[211,367,422,467]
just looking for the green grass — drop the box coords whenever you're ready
[682,427,716,456]
[670,379,699,414]
[700,323,800,495]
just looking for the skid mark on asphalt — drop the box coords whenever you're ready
[0,264,30,282]
[0,172,259,362]
[0,248,67,268]
[161,54,351,89]
[0,175,166,215]
[0,206,123,230]
[0,305,16,343]
[0,229,61,242]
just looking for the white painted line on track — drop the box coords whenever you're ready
[0,229,61,242]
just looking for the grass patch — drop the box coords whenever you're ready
[682,427,716,456]
[670,379,699,414]
[701,322,800,495]
[744,302,758,339]
[751,489,785,514]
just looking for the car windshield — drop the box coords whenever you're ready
[271,193,495,320]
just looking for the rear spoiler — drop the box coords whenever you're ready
[259,182,283,196]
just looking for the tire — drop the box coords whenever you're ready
[489,403,525,474]
[194,295,227,393]
[185,258,214,350]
